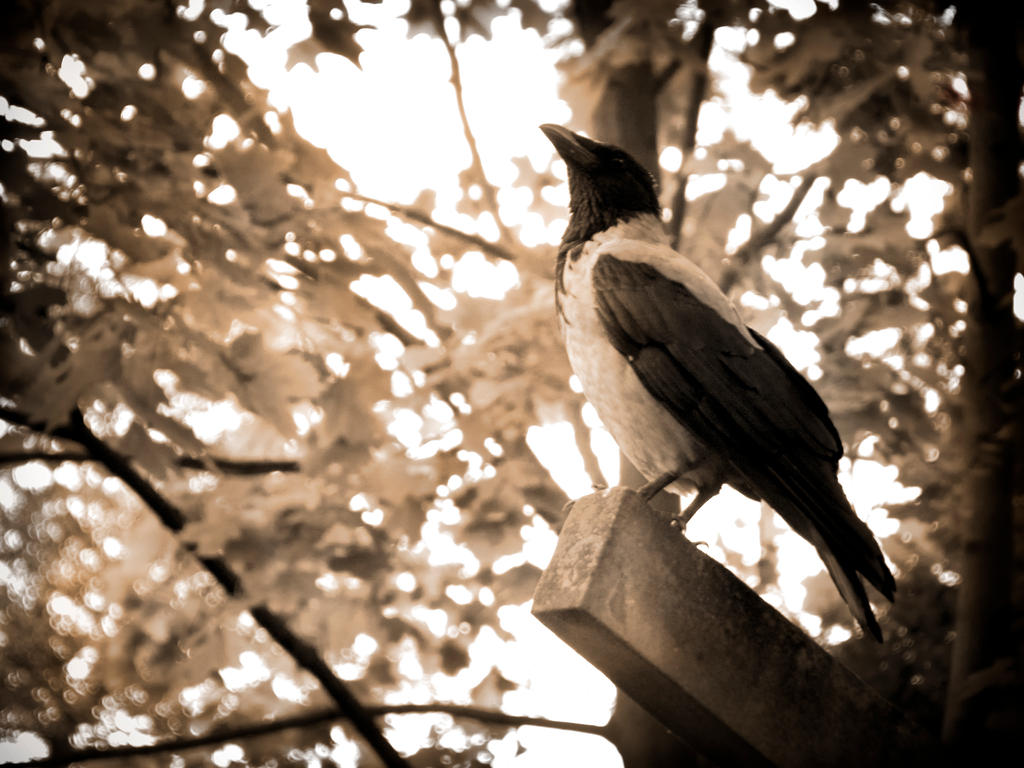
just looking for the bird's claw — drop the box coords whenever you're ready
[670,514,693,532]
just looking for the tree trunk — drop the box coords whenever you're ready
[571,0,659,175]
[942,5,1022,751]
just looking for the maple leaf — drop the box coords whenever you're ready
[288,1,366,70]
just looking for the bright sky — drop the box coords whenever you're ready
[3,0,992,764]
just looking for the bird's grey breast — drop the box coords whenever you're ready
[558,242,704,491]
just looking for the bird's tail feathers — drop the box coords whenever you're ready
[815,473,895,602]
[764,462,894,640]
[805,524,884,642]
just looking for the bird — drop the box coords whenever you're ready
[540,123,895,641]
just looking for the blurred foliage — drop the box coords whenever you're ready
[0,0,1015,765]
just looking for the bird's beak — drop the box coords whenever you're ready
[540,124,599,171]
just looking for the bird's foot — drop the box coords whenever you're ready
[668,517,707,546]
[671,484,719,529]
[637,471,679,501]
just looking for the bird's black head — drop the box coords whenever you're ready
[540,124,660,244]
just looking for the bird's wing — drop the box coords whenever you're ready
[591,252,842,464]
[592,251,894,639]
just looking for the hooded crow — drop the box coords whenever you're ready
[541,124,895,641]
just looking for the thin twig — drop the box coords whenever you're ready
[6,704,608,767]
[390,703,607,735]
[429,0,517,246]
[567,404,606,491]
[0,450,90,465]
[720,172,821,294]
[339,190,520,262]
[178,456,301,474]
[0,450,301,473]
[736,173,820,262]
[669,23,714,251]
[0,405,411,768]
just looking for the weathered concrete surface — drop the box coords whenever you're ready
[532,487,934,767]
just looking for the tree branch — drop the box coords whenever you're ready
[7,704,608,767]
[246,606,407,766]
[73,408,191,531]
[0,405,411,768]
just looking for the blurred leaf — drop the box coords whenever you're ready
[215,143,299,224]
[492,563,541,605]
[439,638,470,674]
[472,668,516,710]
[306,1,365,66]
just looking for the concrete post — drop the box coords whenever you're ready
[532,488,934,767]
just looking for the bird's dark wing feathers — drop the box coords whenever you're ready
[592,255,841,462]
[592,254,894,637]
[738,327,844,463]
